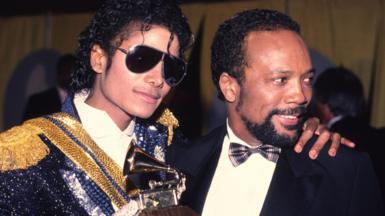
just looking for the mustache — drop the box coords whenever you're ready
[269,106,307,117]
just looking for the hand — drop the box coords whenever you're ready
[294,117,355,159]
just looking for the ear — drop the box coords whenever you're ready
[219,72,239,103]
[90,44,107,74]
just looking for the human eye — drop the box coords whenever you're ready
[303,74,314,85]
[273,77,288,85]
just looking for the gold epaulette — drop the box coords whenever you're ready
[156,108,179,146]
[0,119,50,172]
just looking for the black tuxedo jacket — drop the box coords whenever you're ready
[330,116,385,206]
[167,125,384,216]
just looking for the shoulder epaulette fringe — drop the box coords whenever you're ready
[0,119,50,172]
[156,108,179,146]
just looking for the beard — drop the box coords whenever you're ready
[237,88,307,148]
[240,108,306,148]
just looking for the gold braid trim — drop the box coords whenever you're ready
[156,108,179,146]
[0,120,50,172]
[33,113,131,208]
[0,114,134,208]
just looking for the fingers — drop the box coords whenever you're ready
[295,117,320,153]
[302,117,319,132]
[327,132,341,157]
[341,137,355,148]
[295,117,355,159]
[308,130,331,159]
[294,129,314,153]
[314,124,327,136]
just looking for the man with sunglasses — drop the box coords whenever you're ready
[0,1,354,215]
[0,0,192,215]
[167,9,384,216]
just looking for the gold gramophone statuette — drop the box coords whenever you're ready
[123,142,186,213]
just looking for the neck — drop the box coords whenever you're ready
[85,92,133,131]
[228,114,262,147]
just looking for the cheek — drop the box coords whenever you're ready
[161,85,171,98]
[102,64,136,97]
[239,87,275,122]
[305,87,313,103]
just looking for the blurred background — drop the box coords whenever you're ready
[1,0,385,140]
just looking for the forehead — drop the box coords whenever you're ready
[243,30,312,72]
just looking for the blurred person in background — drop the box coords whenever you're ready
[314,66,385,205]
[23,53,75,120]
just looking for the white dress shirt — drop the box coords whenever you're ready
[202,120,277,216]
[74,92,135,170]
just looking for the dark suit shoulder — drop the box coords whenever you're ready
[169,125,225,152]
[190,126,226,148]
[167,125,226,175]
[283,136,384,215]
[319,139,369,165]
[290,135,380,199]
[297,135,372,169]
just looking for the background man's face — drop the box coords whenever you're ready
[236,30,314,147]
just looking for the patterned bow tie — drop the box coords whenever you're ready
[228,142,281,167]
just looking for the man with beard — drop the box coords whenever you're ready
[167,9,384,216]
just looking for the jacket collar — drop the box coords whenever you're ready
[261,136,324,215]
[61,92,79,120]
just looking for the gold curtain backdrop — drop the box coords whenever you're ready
[0,0,384,131]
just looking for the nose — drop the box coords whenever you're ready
[144,60,164,88]
[285,80,310,105]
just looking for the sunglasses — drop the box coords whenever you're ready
[116,45,187,87]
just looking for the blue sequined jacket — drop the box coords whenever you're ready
[0,96,186,215]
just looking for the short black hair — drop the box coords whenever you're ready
[211,9,300,100]
[314,66,365,117]
[70,0,193,93]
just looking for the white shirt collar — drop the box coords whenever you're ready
[73,91,135,169]
[226,119,261,148]
[202,119,276,216]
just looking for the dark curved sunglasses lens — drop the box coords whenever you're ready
[164,56,186,86]
[126,46,162,73]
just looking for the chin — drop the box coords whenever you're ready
[129,108,155,119]
[276,127,297,138]
[136,112,155,119]
[128,102,160,118]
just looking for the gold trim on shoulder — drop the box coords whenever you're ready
[156,108,179,146]
[0,120,50,172]
[29,113,131,208]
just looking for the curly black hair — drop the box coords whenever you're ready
[211,9,300,100]
[70,0,193,93]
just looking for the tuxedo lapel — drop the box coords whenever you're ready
[187,143,222,213]
[170,127,325,215]
[260,148,323,216]
[169,126,227,214]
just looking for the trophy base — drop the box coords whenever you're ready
[139,205,198,216]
